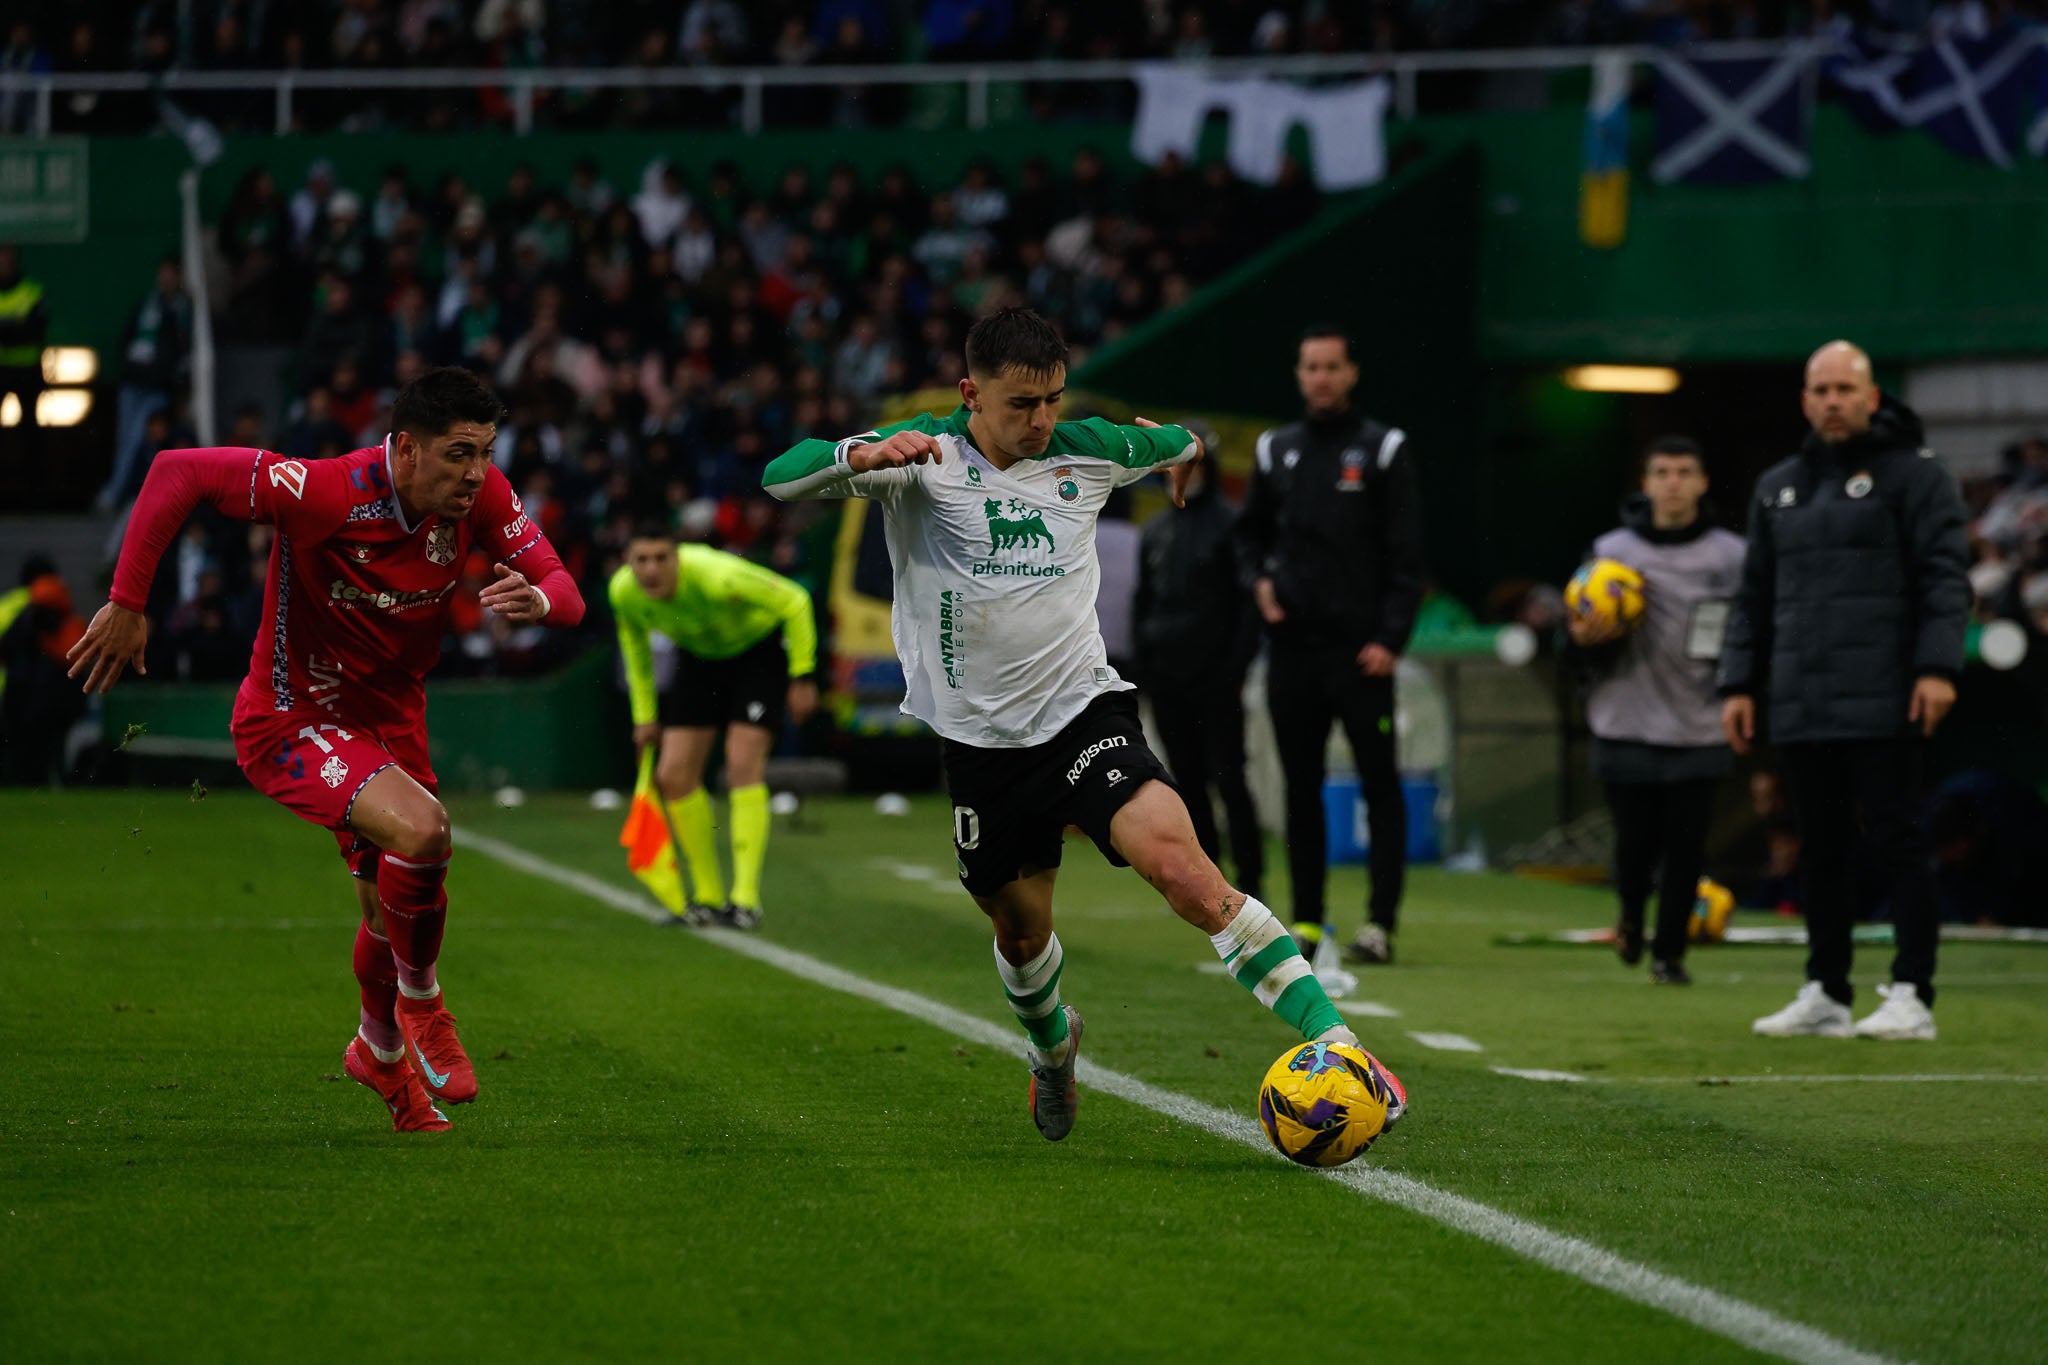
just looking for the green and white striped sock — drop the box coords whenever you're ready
[1210,897,1345,1040]
[995,935,1071,1055]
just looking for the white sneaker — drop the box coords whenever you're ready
[1752,981,1854,1038]
[1854,983,1936,1041]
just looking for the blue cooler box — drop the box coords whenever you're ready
[1322,773,1440,865]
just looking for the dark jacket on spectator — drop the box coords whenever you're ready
[1236,408,1426,653]
[1718,397,1970,743]
[1133,474,1257,687]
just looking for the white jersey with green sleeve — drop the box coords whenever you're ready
[762,405,1198,748]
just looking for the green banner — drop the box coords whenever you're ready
[0,138,89,243]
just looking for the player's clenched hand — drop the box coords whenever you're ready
[847,431,942,473]
[482,563,549,622]
[787,677,819,725]
[1133,416,1204,509]
[66,601,149,695]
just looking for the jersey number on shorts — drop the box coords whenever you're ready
[953,806,981,851]
[274,723,357,779]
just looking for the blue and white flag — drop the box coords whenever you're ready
[1827,29,2042,167]
[1651,51,1812,183]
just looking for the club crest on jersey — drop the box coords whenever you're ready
[346,544,371,563]
[1339,447,1367,490]
[425,525,458,566]
[320,755,349,789]
[1775,486,1798,508]
[1054,467,1081,503]
[1846,472,1874,499]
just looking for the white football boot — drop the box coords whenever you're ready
[1854,983,1937,1041]
[1751,981,1854,1038]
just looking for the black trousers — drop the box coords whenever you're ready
[1267,643,1403,929]
[1150,675,1264,900]
[1606,778,1716,963]
[1780,738,1939,1007]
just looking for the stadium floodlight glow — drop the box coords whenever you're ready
[1562,365,1681,394]
[0,389,94,427]
[42,346,98,385]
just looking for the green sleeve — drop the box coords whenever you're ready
[1068,417,1200,486]
[608,568,660,726]
[703,552,819,678]
[762,413,944,501]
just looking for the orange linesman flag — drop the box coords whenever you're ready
[620,749,684,912]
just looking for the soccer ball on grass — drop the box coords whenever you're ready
[1258,1041,1393,1167]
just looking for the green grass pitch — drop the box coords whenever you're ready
[4,788,2045,1363]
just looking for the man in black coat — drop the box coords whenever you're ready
[1238,326,1426,965]
[1721,340,1969,1042]
[1133,421,1264,901]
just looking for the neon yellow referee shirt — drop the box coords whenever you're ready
[608,544,819,726]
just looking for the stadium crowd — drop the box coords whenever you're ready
[9,3,2044,137]
[113,141,1323,684]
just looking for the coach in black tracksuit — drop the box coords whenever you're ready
[1134,426,1265,900]
[1721,342,1969,1041]
[1238,326,1426,965]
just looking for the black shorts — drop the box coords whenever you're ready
[658,634,788,731]
[940,691,1176,896]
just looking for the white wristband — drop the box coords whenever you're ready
[532,584,551,619]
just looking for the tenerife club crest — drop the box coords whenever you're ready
[425,525,458,566]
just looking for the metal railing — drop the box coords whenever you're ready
[0,38,1821,137]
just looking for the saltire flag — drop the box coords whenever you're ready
[1651,50,1811,183]
[1579,50,1632,248]
[1826,28,2042,167]
[620,748,685,913]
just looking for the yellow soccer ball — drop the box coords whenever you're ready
[1257,1041,1392,1168]
[1690,877,1735,944]
[1565,557,1648,632]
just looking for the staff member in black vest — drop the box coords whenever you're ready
[1133,419,1264,901]
[1238,325,1426,965]
[1722,340,1969,1042]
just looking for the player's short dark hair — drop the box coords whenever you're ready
[965,307,1069,380]
[629,518,675,545]
[1298,324,1354,361]
[1641,434,1705,474]
[391,366,505,439]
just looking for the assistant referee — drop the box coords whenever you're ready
[612,525,819,929]
[1238,325,1427,965]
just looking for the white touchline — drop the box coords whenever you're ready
[457,827,1900,1365]
[1492,1067,2048,1086]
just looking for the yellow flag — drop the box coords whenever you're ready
[619,749,684,913]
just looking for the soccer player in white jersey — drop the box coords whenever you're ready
[763,308,1406,1142]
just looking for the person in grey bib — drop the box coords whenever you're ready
[1569,436,1745,986]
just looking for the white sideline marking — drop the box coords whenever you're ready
[1408,1031,1485,1053]
[1335,1000,1401,1018]
[1494,1067,2048,1086]
[458,828,1900,1365]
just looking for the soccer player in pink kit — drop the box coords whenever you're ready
[68,367,585,1132]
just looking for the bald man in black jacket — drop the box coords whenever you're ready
[1724,340,1969,1043]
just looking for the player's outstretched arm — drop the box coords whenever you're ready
[473,468,586,627]
[72,447,289,694]
[762,417,943,502]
